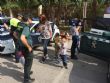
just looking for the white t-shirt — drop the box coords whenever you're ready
[59,42,68,55]
[70,26,79,36]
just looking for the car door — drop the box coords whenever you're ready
[80,33,110,61]
[30,22,42,47]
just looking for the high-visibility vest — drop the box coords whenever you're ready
[10,18,20,27]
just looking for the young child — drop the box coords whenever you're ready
[54,33,61,60]
[59,35,68,69]
[16,51,25,66]
[18,51,25,66]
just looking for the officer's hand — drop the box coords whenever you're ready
[28,46,32,52]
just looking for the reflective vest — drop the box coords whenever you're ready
[10,18,20,27]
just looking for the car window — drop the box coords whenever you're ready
[84,18,110,31]
[30,23,40,33]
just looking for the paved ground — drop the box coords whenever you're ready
[0,40,108,83]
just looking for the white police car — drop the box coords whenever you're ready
[0,25,15,55]
[30,21,60,46]
[0,17,15,55]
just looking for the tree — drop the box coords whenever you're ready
[0,0,19,17]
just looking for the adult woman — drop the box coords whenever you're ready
[39,14,52,62]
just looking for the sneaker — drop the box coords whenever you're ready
[24,78,35,83]
[45,54,50,60]
[15,59,19,63]
[41,57,46,62]
[64,66,68,69]
[29,77,35,81]
[30,71,33,75]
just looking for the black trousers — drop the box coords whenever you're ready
[71,36,79,59]
[22,47,33,80]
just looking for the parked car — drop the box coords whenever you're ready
[0,17,60,54]
[0,17,15,55]
[80,18,110,62]
[30,21,60,47]
[79,18,110,83]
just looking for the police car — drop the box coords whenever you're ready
[30,20,60,46]
[80,17,110,83]
[0,17,15,55]
[80,18,110,61]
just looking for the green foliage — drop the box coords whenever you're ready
[0,0,6,6]
[2,2,19,9]
[17,0,39,8]
[0,0,109,19]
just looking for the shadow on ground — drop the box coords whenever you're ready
[0,64,23,82]
[0,54,23,82]
[0,54,15,62]
[34,48,63,68]
[69,54,107,83]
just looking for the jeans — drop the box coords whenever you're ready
[71,35,79,59]
[42,39,50,56]
[60,55,67,67]
[22,47,33,80]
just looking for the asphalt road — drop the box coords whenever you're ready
[0,40,108,83]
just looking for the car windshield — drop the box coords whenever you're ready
[92,18,110,31]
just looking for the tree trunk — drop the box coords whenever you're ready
[82,1,88,32]
[92,0,98,17]
[9,8,13,18]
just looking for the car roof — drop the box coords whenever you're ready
[32,21,39,24]
[0,17,11,19]
[30,21,53,30]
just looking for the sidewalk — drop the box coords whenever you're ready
[0,46,107,83]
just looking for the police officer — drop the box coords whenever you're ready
[20,16,35,83]
[10,14,23,36]
[10,14,23,62]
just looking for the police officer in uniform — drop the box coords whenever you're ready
[10,14,23,62]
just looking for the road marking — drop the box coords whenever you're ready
[79,60,98,66]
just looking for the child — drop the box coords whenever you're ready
[16,51,25,66]
[59,35,68,69]
[18,51,25,66]
[54,33,61,59]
